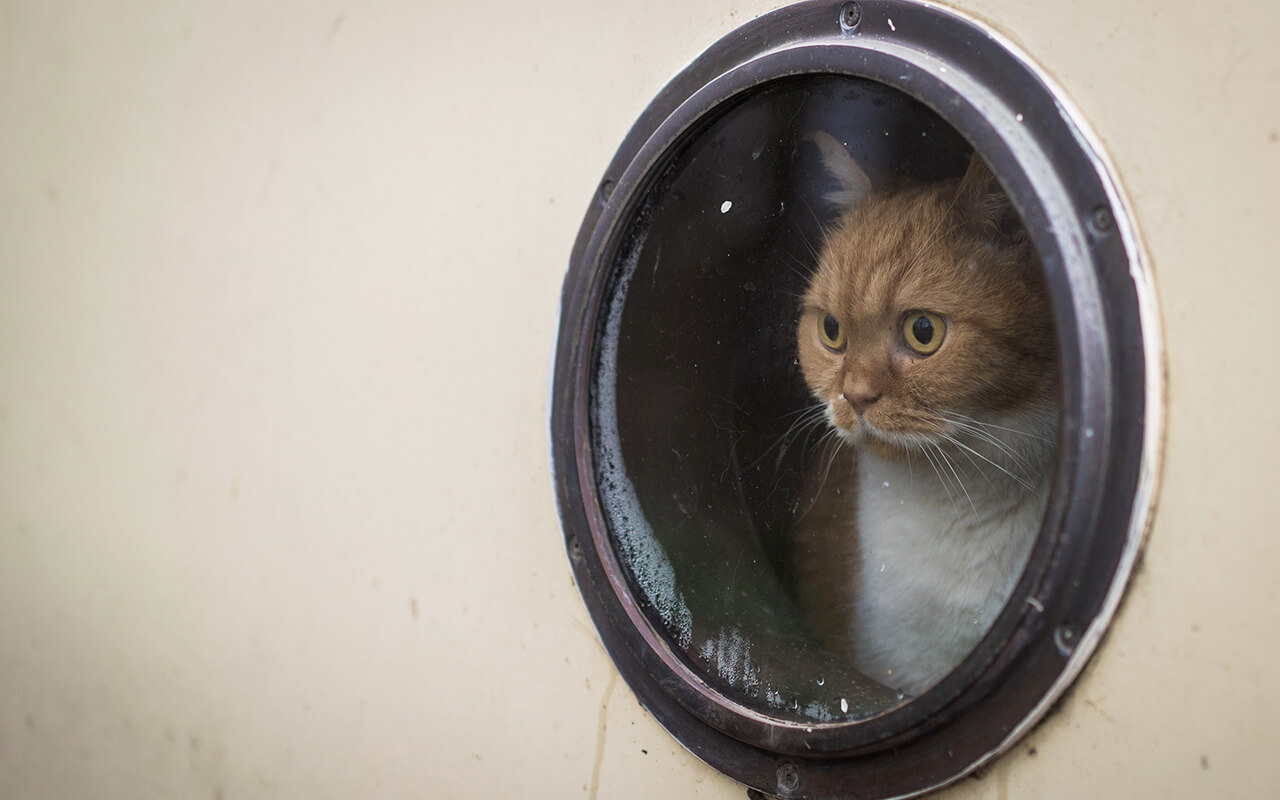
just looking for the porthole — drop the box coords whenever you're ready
[550,1,1160,797]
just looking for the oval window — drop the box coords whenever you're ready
[550,2,1160,797]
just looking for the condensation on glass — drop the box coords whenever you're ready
[589,75,1049,722]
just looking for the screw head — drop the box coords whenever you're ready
[839,2,862,31]
[776,761,800,793]
[598,178,616,204]
[1089,203,1113,235]
[1054,623,1080,656]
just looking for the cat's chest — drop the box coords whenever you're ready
[853,451,1044,619]
[843,451,1045,693]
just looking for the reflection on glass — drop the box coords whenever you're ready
[592,76,1057,721]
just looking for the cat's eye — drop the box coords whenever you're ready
[902,312,945,355]
[819,312,847,351]
[551,2,1159,797]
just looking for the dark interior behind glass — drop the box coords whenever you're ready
[591,76,974,722]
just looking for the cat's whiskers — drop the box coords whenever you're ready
[798,196,835,254]
[918,442,960,513]
[936,440,1013,570]
[947,411,1053,443]
[785,201,825,263]
[862,409,1037,504]
[944,434,999,493]
[793,404,844,460]
[779,248,819,284]
[940,415,1037,472]
[780,401,825,420]
[929,437,1009,575]
[946,424,1029,472]
[938,431,1041,497]
[749,401,830,473]
[933,440,979,516]
[816,430,846,489]
[793,428,849,524]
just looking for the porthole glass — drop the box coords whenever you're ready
[551,1,1159,797]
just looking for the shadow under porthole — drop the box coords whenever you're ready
[591,76,990,723]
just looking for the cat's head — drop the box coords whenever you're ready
[796,132,1058,458]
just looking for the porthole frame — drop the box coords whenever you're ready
[550,1,1161,797]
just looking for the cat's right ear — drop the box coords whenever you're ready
[805,131,872,210]
[954,153,1029,249]
[954,154,1010,231]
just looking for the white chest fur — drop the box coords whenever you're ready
[847,424,1052,696]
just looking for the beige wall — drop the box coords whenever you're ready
[1,1,1276,798]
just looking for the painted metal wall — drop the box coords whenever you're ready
[0,1,1275,797]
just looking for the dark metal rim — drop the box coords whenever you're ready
[570,47,1095,754]
[551,0,1156,796]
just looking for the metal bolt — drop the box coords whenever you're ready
[1089,203,1113,235]
[598,178,616,204]
[1054,623,1079,656]
[776,761,800,793]
[839,2,862,32]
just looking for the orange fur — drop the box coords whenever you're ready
[791,149,1059,695]
[797,156,1056,458]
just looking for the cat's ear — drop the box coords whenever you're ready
[805,131,872,210]
[955,153,1013,232]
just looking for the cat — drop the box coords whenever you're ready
[789,132,1059,697]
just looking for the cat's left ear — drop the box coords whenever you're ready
[805,131,873,210]
[955,153,1014,232]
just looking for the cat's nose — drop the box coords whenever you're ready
[840,380,881,416]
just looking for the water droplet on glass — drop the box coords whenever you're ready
[840,697,848,713]
[720,200,732,213]
[1016,113,1024,122]
[816,676,825,686]
[1084,427,1095,438]
[895,690,906,701]
[882,481,890,488]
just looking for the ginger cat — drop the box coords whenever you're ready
[791,133,1058,696]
